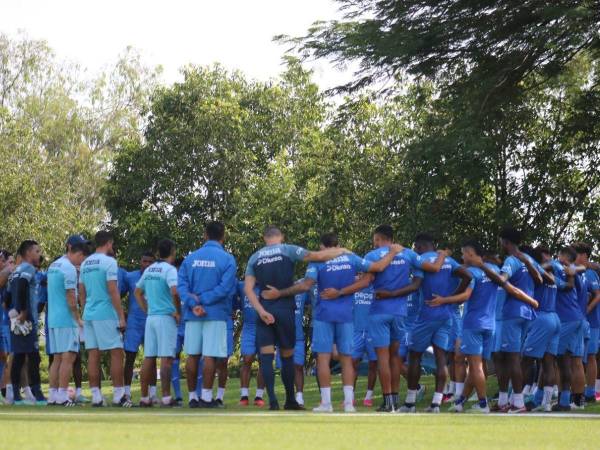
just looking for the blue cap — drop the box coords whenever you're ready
[66,235,91,247]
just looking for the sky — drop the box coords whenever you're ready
[0,0,354,89]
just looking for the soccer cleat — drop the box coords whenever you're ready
[239,396,249,406]
[532,403,552,413]
[14,399,35,406]
[397,404,416,413]
[284,401,305,411]
[269,401,280,411]
[363,398,373,407]
[468,403,490,414]
[175,398,183,407]
[91,400,105,408]
[344,403,356,413]
[75,394,90,404]
[61,400,77,407]
[525,400,537,412]
[188,399,200,408]
[442,394,454,404]
[490,403,510,413]
[113,396,133,408]
[313,403,334,413]
[425,404,441,413]
[570,402,585,410]
[253,397,265,407]
[198,399,217,408]
[416,385,426,403]
[160,399,180,408]
[139,400,153,408]
[215,399,225,408]
[506,405,527,414]
[448,402,464,413]
[35,399,48,406]
[376,403,395,413]
[551,403,571,412]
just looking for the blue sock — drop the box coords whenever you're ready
[478,398,487,408]
[585,386,595,398]
[559,390,571,407]
[455,395,465,405]
[533,388,544,406]
[195,358,204,397]
[172,359,182,399]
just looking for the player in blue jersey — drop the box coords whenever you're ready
[135,239,180,408]
[573,242,600,404]
[352,281,378,407]
[238,280,265,406]
[400,233,473,414]
[123,252,155,401]
[245,225,353,411]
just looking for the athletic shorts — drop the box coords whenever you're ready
[0,325,11,353]
[460,328,494,359]
[184,320,227,358]
[398,318,416,359]
[294,339,305,366]
[407,318,451,353]
[255,308,295,351]
[49,327,79,354]
[124,316,146,353]
[83,320,123,351]
[522,311,560,358]
[241,324,258,356]
[227,318,234,358]
[10,323,39,354]
[312,320,353,355]
[447,312,463,352]
[557,320,584,357]
[144,315,177,358]
[368,314,405,348]
[586,327,600,359]
[500,317,532,353]
[492,320,503,353]
[352,330,377,361]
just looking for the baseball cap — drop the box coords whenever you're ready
[66,234,91,247]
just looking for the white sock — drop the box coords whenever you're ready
[188,391,198,402]
[58,388,68,403]
[24,386,34,400]
[113,386,125,403]
[295,391,304,405]
[343,386,354,405]
[513,393,524,408]
[241,387,249,398]
[255,389,264,399]
[523,384,531,396]
[365,390,373,400]
[455,382,465,398]
[542,386,553,406]
[432,392,443,405]
[49,388,57,402]
[124,385,131,398]
[498,391,508,407]
[162,395,172,405]
[76,387,82,397]
[448,381,456,395]
[217,387,225,401]
[6,384,13,402]
[149,385,157,398]
[405,389,417,404]
[201,389,212,402]
[91,387,102,404]
[595,380,600,394]
[320,387,331,405]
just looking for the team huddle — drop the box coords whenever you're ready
[1,221,600,414]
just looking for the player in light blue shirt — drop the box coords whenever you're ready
[79,231,130,407]
[135,239,180,408]
[47,238,89,406]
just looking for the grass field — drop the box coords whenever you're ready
[2,375,600,450]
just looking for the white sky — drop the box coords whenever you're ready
[0,0,354,89]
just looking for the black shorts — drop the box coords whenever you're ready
[10,325,38,354]
[256,308,296,351]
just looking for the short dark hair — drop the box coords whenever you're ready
[374,225,393,240]
[0,249,12,259]
[499,227,521,245]
[572,241,592,258]
[157,239,176,259]
[263,225,282,239]
[414,232,435,246]
[559,246,577,262]
[70,242,90,256]
[535,245,552,257]
[206,221,225,241]
[95,230,114,247]
[519,245,535,257]
[461,239,484,256]
[17,240,38,257]
[141,251,155,259]
[320,232,339,248]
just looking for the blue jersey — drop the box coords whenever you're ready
[586,269,600,327]
[534,260,560,313]
[306,253,372,323]
[178,241,237,322]
[136,261,178,316]
[555,264,582,323]
[416,251,461,322]
[125,270,144,321]
[237,281,259,326]
[8,262,39,323]
[117,268,128,297]
[80,253,119,321]
[500,255,538,320]
[353,286,374,332]
[364,247,422,316]
[294,289,307,340]
[462,265,498,330]
[246,243,309,311]
[47,255,78,328]
[406,290,422,325]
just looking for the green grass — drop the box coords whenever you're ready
[2,375,600,450]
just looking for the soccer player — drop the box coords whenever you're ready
[123,252,156,402]
[238,280,265,406]
[135,239,180,408]
[573,242,600,404]
[178,221,237,408]
[401,233,472,414]
[244,225,350,410]
[47,237,89,406]
[8,240,46,405]
[351,279,378,407]
[80,231,130,407]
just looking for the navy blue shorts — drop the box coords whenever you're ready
[11,325,38,354]
[256,308,296,351]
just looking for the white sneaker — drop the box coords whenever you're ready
[532,403,552,413]
[425,405,441,413]
[448,402,464,413]
[344,403,356,413]
[570,402,585,410]
[313,403,333,413]
[397,404,416,413]
[469,403,490,414]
